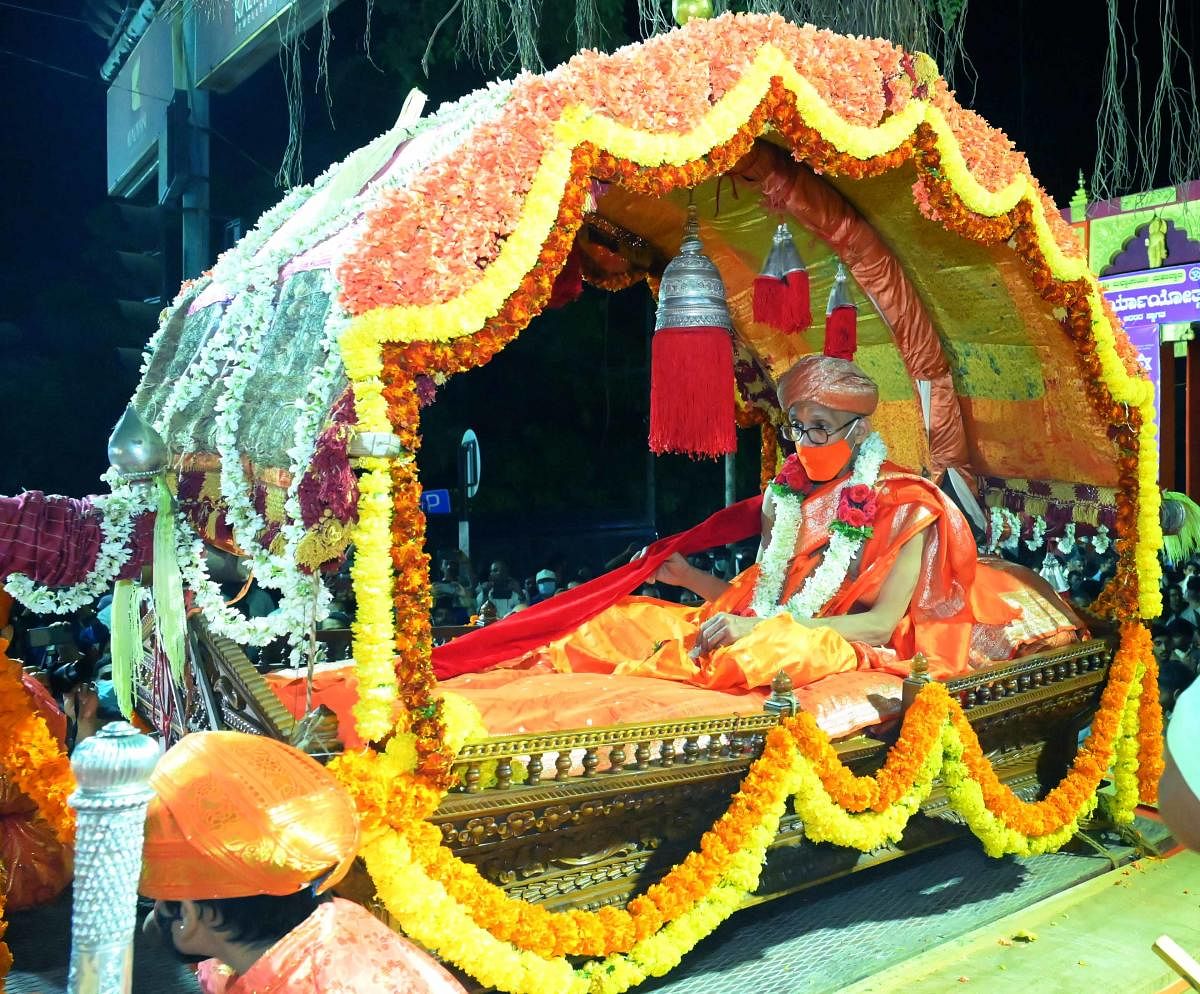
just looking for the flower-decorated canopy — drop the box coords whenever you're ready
[131,12,1160,689]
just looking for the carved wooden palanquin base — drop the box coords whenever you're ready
[420,638,1111,913]
[140,624,1112,915]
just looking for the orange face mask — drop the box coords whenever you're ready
[796,437,855,483]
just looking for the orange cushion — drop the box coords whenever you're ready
[794,670,904,739]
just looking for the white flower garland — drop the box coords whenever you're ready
[5,482,155,615]
[748,433,887,621]
[1057,521,1077,557]
[1093,524,1111,555]
[984,506,1022,555]
[1024,514,1046,552]
[153,82,515,657]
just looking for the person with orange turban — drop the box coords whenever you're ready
[474,354,1080,691]
[140,731,466,994]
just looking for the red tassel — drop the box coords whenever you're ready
[752,271,812,333]
[547,250,584,309]
[649,326,736,458]
[824,305,857,360]
[785,269,812,331]
[754,276,791,328]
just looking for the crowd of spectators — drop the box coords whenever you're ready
[1155,558,1200,716]
[426,542,759,629]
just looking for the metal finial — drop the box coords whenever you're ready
[763,670,798,717]
[680,203,702,252]
[772,224,806,277]
[68,722,160,994]
[826,262,855,316]
[107,405,168,483]
[654,204,733,333]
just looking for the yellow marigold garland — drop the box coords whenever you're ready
[347,460,402,743]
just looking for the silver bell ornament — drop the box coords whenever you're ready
[649,203,736,458]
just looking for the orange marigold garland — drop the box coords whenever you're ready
[0,649,76,846]
[1136,646,1164,803]
[948,623,1144,836]
[366,723,799,959]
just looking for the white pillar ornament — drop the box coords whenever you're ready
[67,722,160,994]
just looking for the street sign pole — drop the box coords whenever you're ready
[458,429,481,561]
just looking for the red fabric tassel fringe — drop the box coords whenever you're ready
[752,270,812,333]
[649,325,736,458]
[824,305,858,360]
[547,249,584,309]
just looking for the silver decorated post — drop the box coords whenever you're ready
[67,722,161,994]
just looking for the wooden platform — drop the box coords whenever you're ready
[838,850,1200,994]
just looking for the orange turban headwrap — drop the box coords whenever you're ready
[776,354,879,416]
[140,731,359,901]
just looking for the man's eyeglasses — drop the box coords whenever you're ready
[780,416,860,445]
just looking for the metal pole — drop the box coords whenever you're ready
[67,722,160,994]
[179,7,210,279]
[724,450,736,508]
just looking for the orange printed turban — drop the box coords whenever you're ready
[140,731,360,901]
[776,354,879,416]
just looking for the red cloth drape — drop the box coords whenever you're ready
[0,491,103,587]
[0,491,154,588]
[432,496,763,679]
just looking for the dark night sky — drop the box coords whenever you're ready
[0,0,1192,502]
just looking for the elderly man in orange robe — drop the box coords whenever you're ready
[140,731,466,994]
[510,354,1076,689]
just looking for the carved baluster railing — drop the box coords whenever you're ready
[582,747,600,777]
[608,743,627,773]
[464,762,483,793]
[634,741,651,770]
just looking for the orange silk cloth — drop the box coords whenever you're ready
[506,466,1025,689]
[196,898,467,994]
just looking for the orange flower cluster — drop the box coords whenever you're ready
[782,680,949,812]
[1137,649,1164,803]
[390,723,798,959]
[949,622,1147,835]
[378,374,448,785]
[911,126,1018,244]
[0,649,76,846]
[331,746,444,826]
[767,80,915,179]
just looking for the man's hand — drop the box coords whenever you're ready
[694,612,762,655]
[652,552,693,587]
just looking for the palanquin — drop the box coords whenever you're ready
[0,16,1168,981]
[139,616,1118,913]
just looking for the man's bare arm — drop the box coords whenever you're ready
[793,528,928,645]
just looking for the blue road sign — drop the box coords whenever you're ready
[420,489,453,515]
